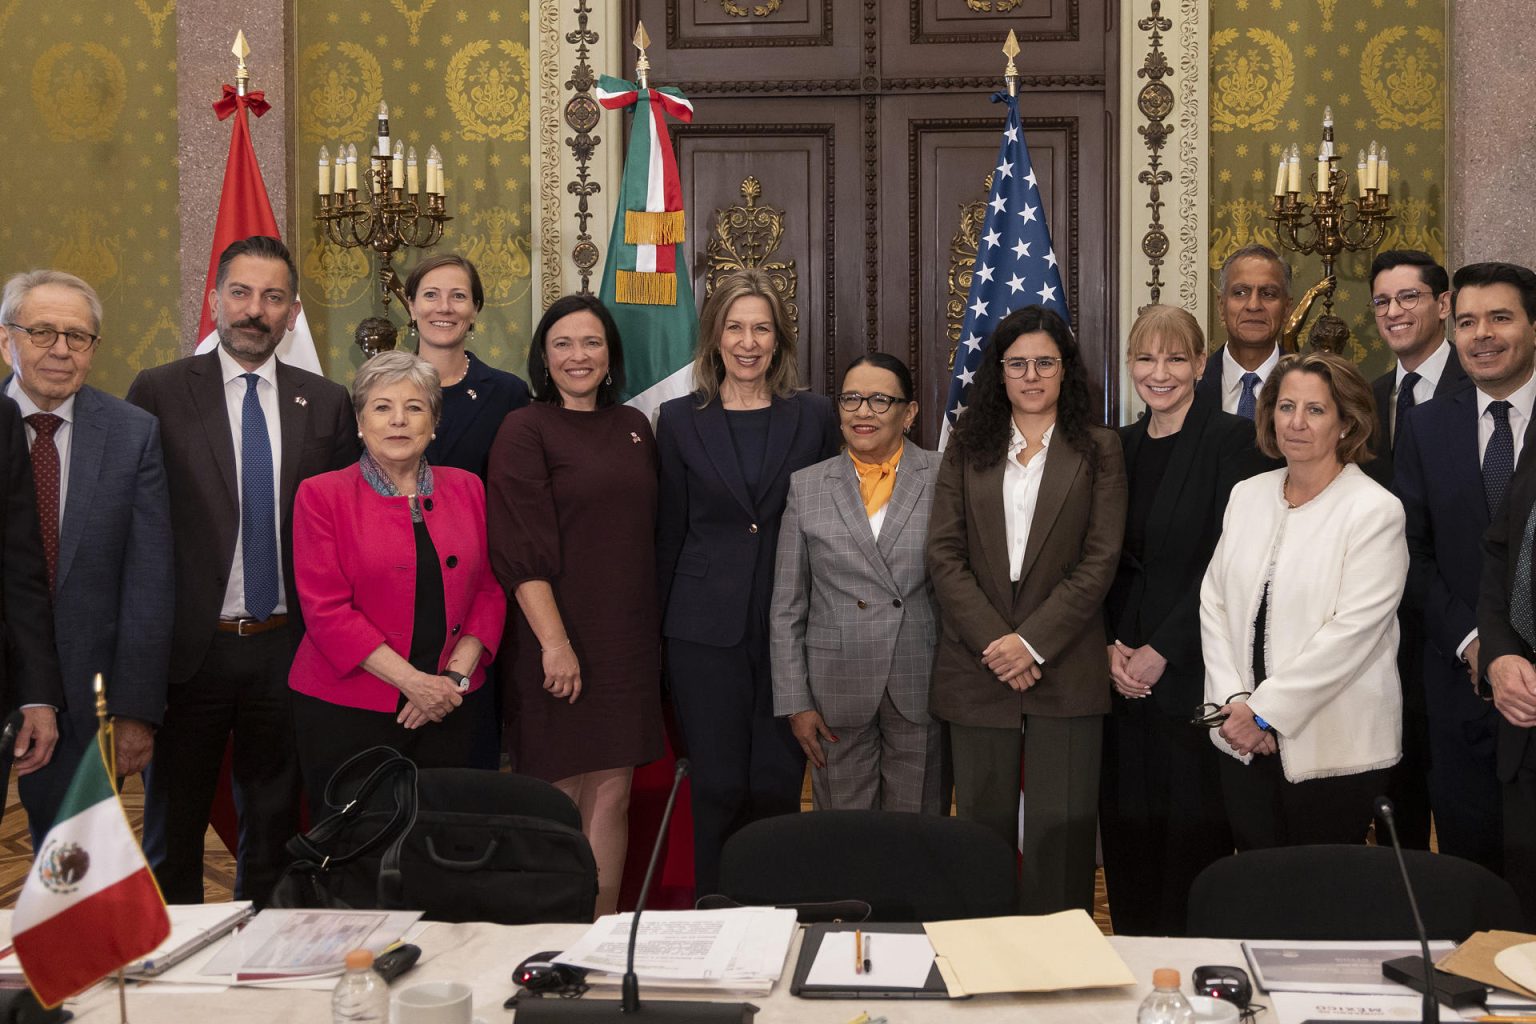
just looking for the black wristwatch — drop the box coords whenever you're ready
[443,669,470,691]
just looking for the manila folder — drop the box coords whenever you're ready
[924,910,1136,997]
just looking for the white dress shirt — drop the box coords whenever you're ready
[1003,421,1050,664]
[1219,344,1280,415]
[217,345,287,619]
[1390,340,1451,440]
[5,380,74,530]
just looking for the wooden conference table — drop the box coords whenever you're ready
[56,921,1253,1023]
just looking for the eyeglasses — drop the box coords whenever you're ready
[1368,289,1431,316]
[836,392,909,414]
[5,323,99,352]
[1191,692,1254,728]
[1000,356,1061,379]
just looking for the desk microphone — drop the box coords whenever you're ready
[516,758,757,1022]
[1375,795,1438,1024]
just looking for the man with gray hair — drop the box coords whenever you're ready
[0,269,172,842]
[1195,244,1294,420]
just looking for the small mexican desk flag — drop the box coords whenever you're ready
[596,74,700,421]
[12,736,170,1008]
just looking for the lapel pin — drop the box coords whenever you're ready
[630,431,642,445]
[293,395,308,407]
[467,388,478,400]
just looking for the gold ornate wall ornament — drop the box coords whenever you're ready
[964,0,1023,11]
[390,0,438,43]
[1378,197,1446,261]
[51,212,119,289]
[126,307,179,377]
[446,40,532,142]
[1208,198,1281,270]
[300,240,372,308]
[705,177,799,332]
[946,173,993,365]
[31,43,127,143]
[1210,28,1294,133]
[1137,0,1174,306]
[563,0,603,295]
[1361,26,1444,131]
[134,0,175,47]
[1317,0,1338,32]
[298,42,383,144]
[0,0,20,37]
[462,206,534,306]
[721,0,784,16]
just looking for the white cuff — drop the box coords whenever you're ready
[1456,629,1478,662]
[1017,634,1045,665]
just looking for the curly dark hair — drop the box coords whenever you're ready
[948,305,1096,470]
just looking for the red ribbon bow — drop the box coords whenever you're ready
[213,84,270,120]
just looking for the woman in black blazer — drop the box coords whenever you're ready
[1100,304,1268,936]
[656,269,840,899]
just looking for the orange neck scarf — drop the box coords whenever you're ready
[849,445,904,517]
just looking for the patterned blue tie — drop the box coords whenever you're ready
[1393,370,1421,450]
[1484,400,1515,520]
[1236,371,1261,421]
[240,373,278,621]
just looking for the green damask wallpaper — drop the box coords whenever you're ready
[0,1,181,398]
[1208,0,1446,377]
[295,0,535,384]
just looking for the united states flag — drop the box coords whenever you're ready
[940,92,1071,448]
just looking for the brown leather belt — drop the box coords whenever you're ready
[216,614,289,636]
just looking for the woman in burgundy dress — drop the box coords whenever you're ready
[487,294,662,916]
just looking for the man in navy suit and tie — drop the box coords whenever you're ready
[128,236,354,905]
[1394,261,1536,872]
[1195,244,1292,419]
[0,270,173,844]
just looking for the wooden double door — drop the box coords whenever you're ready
[626,0,1119,443]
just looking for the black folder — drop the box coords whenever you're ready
[789,922,958,1000]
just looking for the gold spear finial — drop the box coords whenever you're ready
[1002,30,1020,98]
[634,22,652,91]
[232,30,251,96]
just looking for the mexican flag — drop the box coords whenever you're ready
[596,74,699,421]
[12,738,170,1008]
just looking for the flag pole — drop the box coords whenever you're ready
[1003,29,1019,98]
[633,22,651,90]
[93,673,131,1023]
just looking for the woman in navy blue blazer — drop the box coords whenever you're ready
[656,268,840,898]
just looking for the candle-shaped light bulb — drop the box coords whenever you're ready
[427,145,442,195]
[1274,158,1287,198]
[1287,144,1302,194]
[391,140,405,189]
[346,142,359,192]
[407,146,420,195]
[333,142,346,194]
[1366,141,1379,192]
[318,146,330,197]
[1377,147,1389,196]
[1357,153,1369,198]
[376,100,391,158]
[1324,105,1333,127]
[1317,148,1330,195]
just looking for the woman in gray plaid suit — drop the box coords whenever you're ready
[769,354,944,813]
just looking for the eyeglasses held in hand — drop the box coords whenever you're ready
[836,392,909,414]
[1000,356,1061,379]
[1191,691,1254,728]
[5,323,99,352]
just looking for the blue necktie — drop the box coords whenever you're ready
[240,373,278,621]
[1236,371,1261,421]
[1484,400,1515,520]
[1393,371,1421,450]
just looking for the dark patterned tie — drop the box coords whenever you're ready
[1512,499,1536,650]
[240,374,278,621]
[1237,372,1261,421]
[1484,400,1515,520]
[1393,370,1421,449]
[25,413,62,592]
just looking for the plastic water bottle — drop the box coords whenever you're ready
[1138,968,1195,1024]
[332,949,390,1023]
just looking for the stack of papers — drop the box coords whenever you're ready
[200,908,422,983]
[555,907,798,996]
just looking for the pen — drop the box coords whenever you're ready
[863,932,872,975]
[854,930,862,974]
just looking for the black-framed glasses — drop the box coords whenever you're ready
[1191,691,1254,728]
[5,323,99,352]
[836,392,908,414]
[1368,289,1431,316]
[1000,356,1061,379]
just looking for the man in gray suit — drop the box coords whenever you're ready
[0,270,173,843]
[770,356,944,813]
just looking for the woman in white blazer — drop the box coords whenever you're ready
[1200,350,1407,849]
[769,354,943,813]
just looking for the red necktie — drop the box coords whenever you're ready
[25,412,62,592]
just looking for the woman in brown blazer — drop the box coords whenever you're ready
[927,304,1127,915]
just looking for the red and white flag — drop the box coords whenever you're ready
[193,84,322,374]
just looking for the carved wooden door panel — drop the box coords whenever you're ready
[626,0,1117,443]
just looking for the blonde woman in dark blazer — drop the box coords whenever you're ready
[771,354,943,813]
[928,305,1127,915]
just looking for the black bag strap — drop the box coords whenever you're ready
[288,746,418,873]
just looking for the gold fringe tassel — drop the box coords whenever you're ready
[615,270,678,306]
[624,209,687,246]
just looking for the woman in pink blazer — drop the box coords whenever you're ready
[290,351,505,811]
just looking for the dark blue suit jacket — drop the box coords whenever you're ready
[424,350,529,480]
[1365,346,1469,487]
[656,390,839,648]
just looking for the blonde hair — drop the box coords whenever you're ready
[1125,304,1205,361]
[1255,350,1377,465]
[691,269,799,407]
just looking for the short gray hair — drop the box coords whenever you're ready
[352,351,442,424]
[0,270,104,335]
[1218,243,1292,298]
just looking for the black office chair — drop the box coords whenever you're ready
[709,811,1017,921]
[1187,845,1525,940]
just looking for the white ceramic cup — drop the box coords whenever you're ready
[1189,994,1242,1024]
[391,980,474,1024]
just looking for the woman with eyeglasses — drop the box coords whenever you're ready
[1200,350,1406,850]
[768,354,943,812]
[1099,305,1268,936]
[927,305,1126,915]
